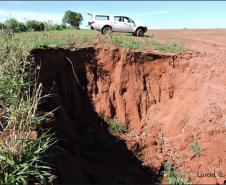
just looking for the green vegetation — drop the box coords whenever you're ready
[0,22,5,29]
[26,20,45,31]
[0,34,56,184]
[3,18,27,33]
[107,118,127,133]
[110,34,148,50]
[0,26,188,53]
[106,34,188,52]
[189,137,202,157]
[12,29,99,48]
[1,18,68,33]
[51,24,67,31]
[151,40,189,53]
[0,134,55,185]
[62,10,83,29]
[0,10,84,33]
[163,160,191,185]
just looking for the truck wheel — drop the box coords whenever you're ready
[102,26,112,35]
[136,28,144,37]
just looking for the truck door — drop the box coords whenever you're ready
[112,16,126,32]
[112,16,134,32]
[123,17,135,32]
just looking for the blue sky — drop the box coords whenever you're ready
[0,1,226,29]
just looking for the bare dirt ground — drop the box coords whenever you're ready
[33,29,226,184]
[126,29,226,184]
[151,29,226,54]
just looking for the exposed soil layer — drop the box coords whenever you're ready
[148,29,226,184]
[32,47,164,184]
[32,41,226,184]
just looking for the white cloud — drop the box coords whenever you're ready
[0,9,63,23]
[134,10,168,17]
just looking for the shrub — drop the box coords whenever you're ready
[107,118,127,133]
[189,137,202,157]
[163,160,190,185]
[52,24,67,30]
[26,20,45,31]
[17,22,28,32]
[4,18,19,32]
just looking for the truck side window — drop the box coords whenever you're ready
[95,15,109,20]
[114,16,123,22]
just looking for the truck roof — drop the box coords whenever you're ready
[88,13,128,17]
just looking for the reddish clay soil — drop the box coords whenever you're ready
[142,29,226,184]
[32,29,226,184]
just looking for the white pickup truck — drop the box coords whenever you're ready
[88,13,147,36]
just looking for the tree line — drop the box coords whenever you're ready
[0,10,83,33]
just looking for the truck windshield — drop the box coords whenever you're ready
[127,17,135,23]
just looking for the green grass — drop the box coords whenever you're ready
[0,33,56,184]
[107,118,127,133]
[151,40,189,53]
[106,33,188,52]
[1,29,99,49]
[0,29,188,53]
[163,160,191,185]
[109,34,148,50]
[0,133,56,185]
[189,137,202,157]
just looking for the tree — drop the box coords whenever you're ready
[62,10,83,29]
[4,18,19,32]
[4,18,28,32]
[26,20,45,31]
[17,22,28,32]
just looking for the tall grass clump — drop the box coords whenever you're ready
[0,34,56,184]
[189,137,202,157]
[107,118,127,133]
